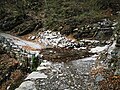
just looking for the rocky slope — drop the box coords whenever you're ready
[0,0,120,90]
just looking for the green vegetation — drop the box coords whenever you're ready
[43,0,120,30]
[0,0,120,31]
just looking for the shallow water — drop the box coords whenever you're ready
[0,32,114,90]
[33,57,96,90]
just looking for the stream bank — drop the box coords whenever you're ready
[0,26,120,90]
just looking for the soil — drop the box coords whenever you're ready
[0,49,26,90]
[99,76,120,90]
[40,47,94,62]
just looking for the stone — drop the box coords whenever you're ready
[37,66,50,71]
[31,36,36,40]
[25,72,47,80]
[15,81,37,90]
[95,75,104,82]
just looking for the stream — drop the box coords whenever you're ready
[0,31,116,90]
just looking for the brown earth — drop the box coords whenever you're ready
[0,48,26,90]
[91,66,120,90]
[41,47,94,62]
[99,75,120,90]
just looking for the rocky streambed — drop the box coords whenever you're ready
[0,27,120,90]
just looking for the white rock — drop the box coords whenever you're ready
[35,51,40,57]
[80,55,98,61]
[29,51,40,55]
[80,39,99,43]
[90,45,108,53]
[113,22,118,26]
[111,27,116,29]
[7,86,10,90]
[40,54,43,57]
[31,36,36,40]
[37,66,50,71]
[59,73,63,76]
[74,28,79,31]
[108,41,116,54]
[27,54,32,58]
[25,72,47,80]
[15,81,37,90]
[52,69,57,73]
[40,61,52,66]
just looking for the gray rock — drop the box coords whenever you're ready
[95,75,104,82]
[15,81,37,90]
[25,72,47,80]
